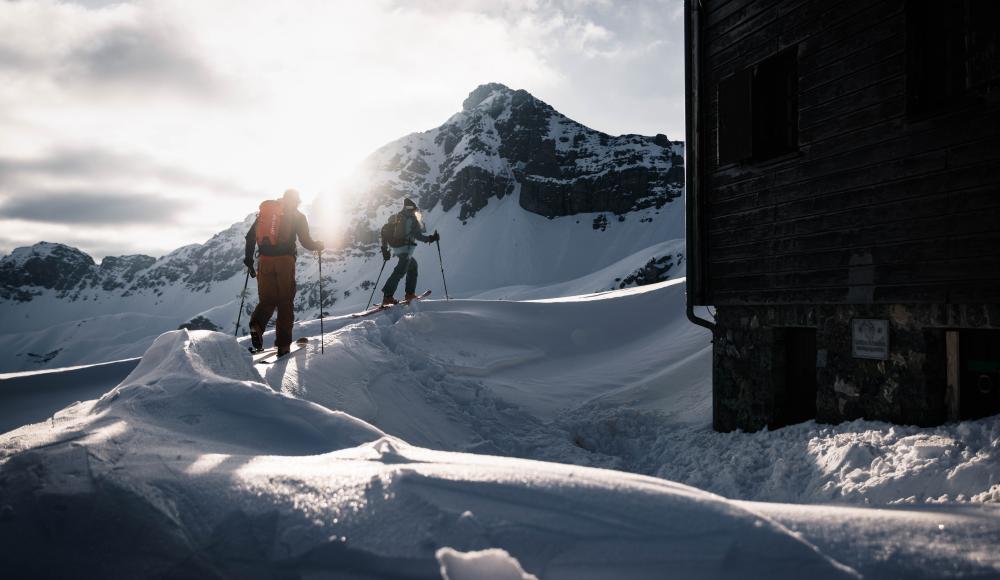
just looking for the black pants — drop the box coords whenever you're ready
[382,255,418,297]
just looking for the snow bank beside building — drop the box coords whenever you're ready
[256,280,999,509]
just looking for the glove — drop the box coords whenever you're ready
[428,232,440,243]
[381,246,391,261]
[243,258,257,278]
[314,241,325,251]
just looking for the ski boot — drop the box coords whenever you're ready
[249,323,264,352]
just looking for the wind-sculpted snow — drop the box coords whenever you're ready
[92,329,385,455]
[0,326,858,578]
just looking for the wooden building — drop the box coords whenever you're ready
[684,0,1000,431]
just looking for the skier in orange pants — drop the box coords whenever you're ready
[243,189,323,355]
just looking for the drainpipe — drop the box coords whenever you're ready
[684,0,716,334]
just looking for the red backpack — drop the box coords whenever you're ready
[256,200,288,248]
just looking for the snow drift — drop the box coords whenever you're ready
[0,328,856,579]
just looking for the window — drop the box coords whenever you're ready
[907,0,1000,116]
[717,48,799,165]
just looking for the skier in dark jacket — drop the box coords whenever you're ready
[380,197,439,305]
[244,189,323,355]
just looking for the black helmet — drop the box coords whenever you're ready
[403,197,417,209]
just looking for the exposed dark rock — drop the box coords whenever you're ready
[0,243,96,297]
[617,255,677,289]
[178,316,222,332]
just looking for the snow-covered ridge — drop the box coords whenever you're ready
[0,214,253,303]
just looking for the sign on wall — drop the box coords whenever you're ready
[852,319,889,360]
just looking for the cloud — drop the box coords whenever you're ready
[0,148,251,197]
[62,25,217,95]
[0,190,181,225]
[0,1,219,98]
[0,44,31,70]
[0,0,685,258]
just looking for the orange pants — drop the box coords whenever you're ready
[250,255,296,348]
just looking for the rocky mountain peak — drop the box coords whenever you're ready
[0,242,96,299]
[5,242,92,268]
[362,83,683,223]
[462,82,514,111]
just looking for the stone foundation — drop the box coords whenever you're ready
[713,303,1000,432]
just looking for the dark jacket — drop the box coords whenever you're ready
[245,209,321,262]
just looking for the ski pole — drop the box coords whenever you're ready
[435,232,450,300]
[366,258,388,310]
[318,250,324,354]
[235,266,251,337]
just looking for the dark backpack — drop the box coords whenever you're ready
[380,212,408,248]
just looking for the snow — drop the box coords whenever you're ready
[1,281,998,577]
[0,311,178,372]
[0,356,140,434]
[738,502,1000,579]
[437,548,537,580]
[0,326,858,579]
[4,241,70,267]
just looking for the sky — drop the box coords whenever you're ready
[0,0,685,260]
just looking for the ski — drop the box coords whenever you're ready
[250,347,277,363]
[255,338,309,365]
[351,290,431,318]
[400,290,432,305]
[351,304,387,318]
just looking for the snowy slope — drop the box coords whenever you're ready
[2,284,998,578]
[0,84,684,372]
[253,279,708,458]
[0,312,176,371]
[0,356,140,433]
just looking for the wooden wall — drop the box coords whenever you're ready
[697,0,1000,306]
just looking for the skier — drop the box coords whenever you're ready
[243,189,324,355]
[380,197,439,305]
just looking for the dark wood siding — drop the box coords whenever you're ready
[695,0,1000,306]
